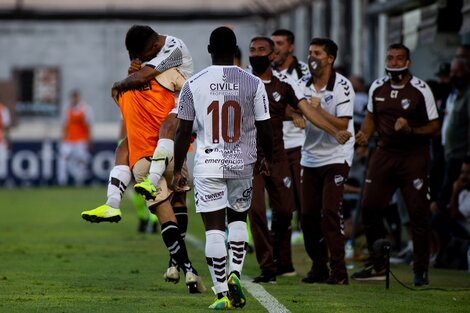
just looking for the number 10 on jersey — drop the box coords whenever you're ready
[207,100,241,144]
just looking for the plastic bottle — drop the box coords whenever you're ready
[467,244,470,273]
[345,240,354,269]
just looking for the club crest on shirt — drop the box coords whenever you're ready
[324,94,333,105]
[401,98,411,110]
[413,178,423,190]
[334,175,344,186]
[283,176,292,188]
[272,91,281,102]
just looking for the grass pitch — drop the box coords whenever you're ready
[0,187,469,312]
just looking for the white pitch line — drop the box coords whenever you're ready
[242,279,292,313]
[185,233,292,313]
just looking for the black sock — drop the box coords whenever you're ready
[161,221,196,275]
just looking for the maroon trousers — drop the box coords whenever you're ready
[249,160,294,273]
[301,163,349,278]
[361,147,431,273]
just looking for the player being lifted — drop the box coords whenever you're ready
[82,25,192,224]
[81,25,203,292]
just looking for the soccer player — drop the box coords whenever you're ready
[82,25,192,223]
[172,26,273,310]
[351,43,440,286]
[298,38,355,285]
[58,90,93,186]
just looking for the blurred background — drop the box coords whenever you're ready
[0,0,467,186]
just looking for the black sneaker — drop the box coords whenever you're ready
[413,271,429,287]
[301,271,329,284]
[253,271,276,283]
[277,265,297,277]
[350,265,386,281]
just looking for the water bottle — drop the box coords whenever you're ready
[345,240,354,269]
[467,244,470,273]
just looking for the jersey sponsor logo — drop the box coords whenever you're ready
[390,90,399,98]
[413,178,423,190]
[242,187,253,198]
[199,190,225,203]
[401,98,411,110]
[272,91,281,102]
[236,186,253,204]
[334,175,344,186]
[209,82,239,95]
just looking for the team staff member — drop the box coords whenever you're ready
[299,38,355,285]
[271,29,310,240]
[351,43,440,286]
[248,36,352,284]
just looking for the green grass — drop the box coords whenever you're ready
[0,187,469,312]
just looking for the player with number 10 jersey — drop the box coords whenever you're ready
[177,66,270,179]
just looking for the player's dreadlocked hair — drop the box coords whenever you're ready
[125,25,159,55]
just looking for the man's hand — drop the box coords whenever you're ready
[128,59,142,75]
[292,113,306,129]
[355,130,368,146]
[172,172,188,193]
[335,130,352,144]
[259,158,271,177]
[310,96,321,108]
[394,117,412,134]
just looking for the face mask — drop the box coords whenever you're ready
[249,55,271,74]
[385,66,409,83]
[450,75,468,91]
[308,56,321,75]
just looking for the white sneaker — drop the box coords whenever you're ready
[185,272,207,294]
[163,266,180,283]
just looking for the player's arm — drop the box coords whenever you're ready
[356,111,375,146]
[285,105,305,129]
[297,99,351,144]
[173,119,193,191]
[255,119,273,176]
[112,65,158,93]
[310,96,349,130]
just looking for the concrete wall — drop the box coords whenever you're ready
[0,19,265,140]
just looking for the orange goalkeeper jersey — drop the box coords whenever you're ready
[119,79,175,169]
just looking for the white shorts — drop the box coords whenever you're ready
[193,177,253,213]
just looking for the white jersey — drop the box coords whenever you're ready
[299,72,355,167]
[177,65,270,179]
[147,35,193,78]
[279,60,309,149]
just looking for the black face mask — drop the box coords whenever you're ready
[450,75,468,91]
[308,56,319,75]
[385,66,409,83]
[249,55,271,74]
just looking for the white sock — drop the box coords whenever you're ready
[205,230,228,294]
[227,221,248,276]
[148,139,174,186]
[106,165,131,208]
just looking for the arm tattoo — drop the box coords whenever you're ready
[114,73,141,91]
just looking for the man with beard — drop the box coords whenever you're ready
[247,36,351,283]
[351,43,440,286]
